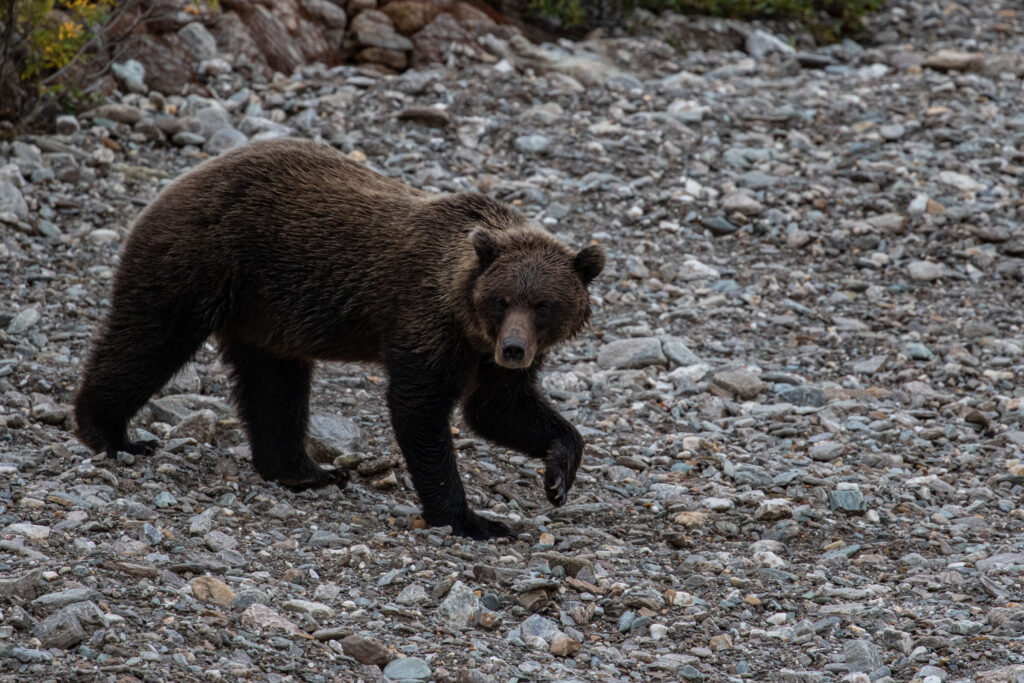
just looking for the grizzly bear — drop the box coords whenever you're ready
[74,138,604,540]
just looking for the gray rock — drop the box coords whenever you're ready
[300,0,348,29]
[778,386,826,407]
[55,115,80,135]
[904,342,933,360]
[712,369,763,400]
[111,59,147,93]
[0,180,28,218]
[194,106,232,138]
[704,216,740,236]
[383,656,432,681]
[513,134,550,154]
[31,588,94,611]
[844,639,882,673]
[437,580,480,628]
[828,489,866,513]
[662,337,701,366]
[7,307,40,334]
[0,568,42,599]
[519,614,564,643]
[204,127,248,155]
[189,506,219,535]
[597,338,667,369]
[167,408,217,443]
[721,191,764,216]
[308,413,362,458]
[150,394,232,424]
[395,583,428,606]
[809,441,844,462]
[172,131,206,146]
[746,28,796,60]
[33,609,86,649]
[178,22,219,61]
[907,260,947,281]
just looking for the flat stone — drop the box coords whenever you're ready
[342,634,394,665]
[677,258,720,281]
[937,170,984,192]
[513,134,550,154]
[549,635,581,656]
[662,337,701,366]
[829,489,866,513]
[844,639,882,673]
[597,338,667,369]
[282,599,335,619]
[191,575,235,607]
[778,386,825,407]
[809,441,844,462]
[924,49,984,71]
[239,603,302,635]
[383,656,431,681]
[7,307,40,334]
[711,369,763,400]
[721,191,764,216]
[0,568,42,599]
[907,260,947,281]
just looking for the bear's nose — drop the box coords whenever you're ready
[501,338,526,363]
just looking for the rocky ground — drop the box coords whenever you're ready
[3,0,1024,681]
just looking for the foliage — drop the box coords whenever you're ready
[14,0,114,81]
[526,0,883,41]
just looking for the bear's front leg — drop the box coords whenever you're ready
[386,349,514,540]
[463,361,584,507]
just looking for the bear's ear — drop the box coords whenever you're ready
[573,244,605,286]
[470,227,498,270]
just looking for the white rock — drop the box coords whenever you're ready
[937,170,984,192]
[722,191,764,216]
[907,260,947,281]
[677,259,720,281]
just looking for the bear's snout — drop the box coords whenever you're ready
[501,337,527,363]
[496,310,536,369]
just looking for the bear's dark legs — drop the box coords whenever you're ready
[386,349,513,540]
[462,361,583,507]
[75,310,209,457]
[221,341,347,491]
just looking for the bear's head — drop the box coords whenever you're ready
[469,227,605,369]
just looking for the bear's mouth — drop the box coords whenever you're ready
[495,311,536,369]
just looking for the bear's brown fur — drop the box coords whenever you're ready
[74,138,604,540]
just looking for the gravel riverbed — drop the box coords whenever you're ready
[2,1,1024,681]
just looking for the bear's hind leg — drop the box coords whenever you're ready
[75,310,209,457]
[221,341,347,491]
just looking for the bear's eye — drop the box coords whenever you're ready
[534,301,550,315]
[494,299,509,315]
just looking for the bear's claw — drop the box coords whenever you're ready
[278,467,349,492]
[452,511,516,541]
[544,436,582,507]
[107,439,158,459]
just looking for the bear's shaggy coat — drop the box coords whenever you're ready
[74,139,604,539]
